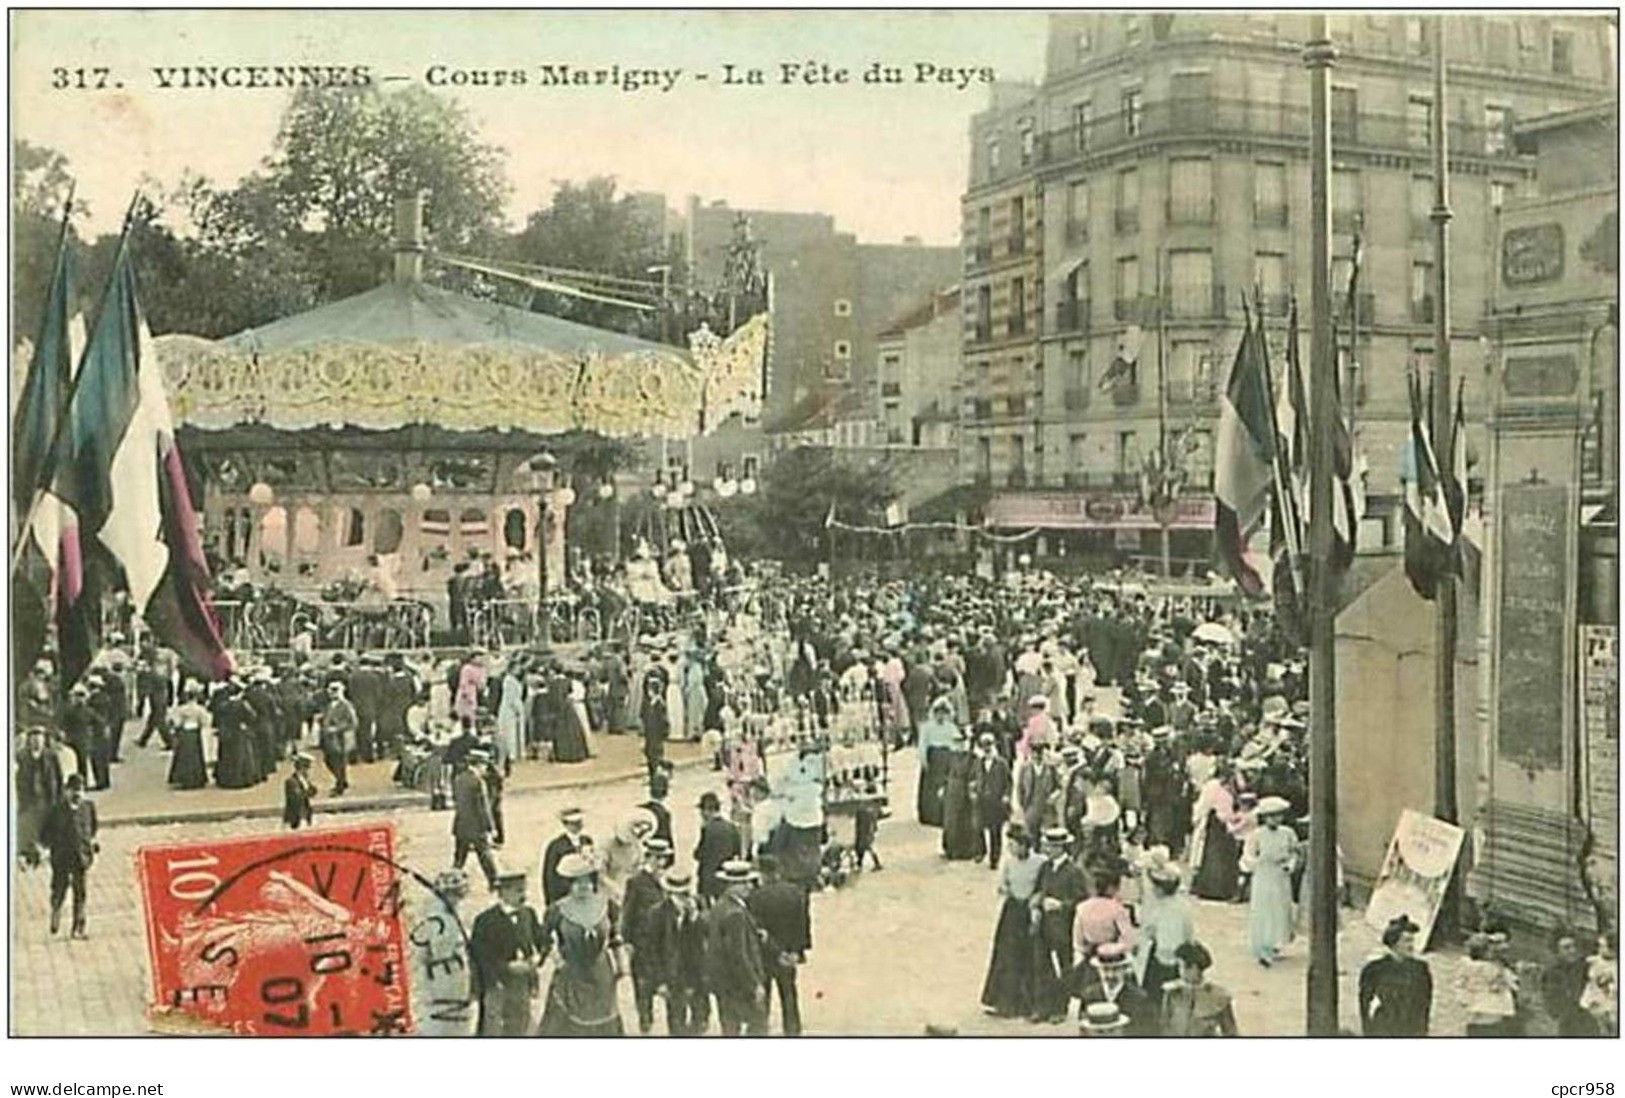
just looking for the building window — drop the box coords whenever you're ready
[1411,261,1434,322]
[1331,85,1359,143]
[1067,181,1090,238]
[1169,249,1216,319]
[1490,180,1514,211]
[1117,430,1139,473]
[1115,255,1141,321]
[1406,17,1427,56]
[1121,87,1144,137]
[1115,166,1140,234]
[987,137,1001,177]
[1552,28,1575,75]
[1019,120,1036,165]
[833,299,852,317]
[1009,276,1027,336]
[833,340,851,360]
[1170,340,1214,403]
[1484,104,1512,154]
[1074,27,1092,58]
[1169,71,1213,130]
[1332,167,1361,234]
[1407,95,1432,148]
[1009,196,1026,255]
[1069,434,1089,472]
[1253,252,1288,314]
[1125,17,1142,47]
[975,285,992,342]
[1254,161,1287,226]
[977,437,993,481]
[1073,99,1092,153]
[1070,347,1091,390]
[1411,175,1433,239]
[1168,158,1213,224]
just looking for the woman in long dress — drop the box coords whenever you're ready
[494,664,525,776]
[914,698,957,827]
[941,734,985,861]
[213,686,260,790]
[1135,860,1194,997]
[1242,798,1298,966]
[537,854,625,1036]
[980,826,1041,1018]
[682,652,709,741]
[167,687,212,790]
[1188,764,1243,901]
[549,668,591,764]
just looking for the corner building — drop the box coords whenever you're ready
[962,12,1614,566]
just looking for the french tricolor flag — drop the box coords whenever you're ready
[52,232,232,685]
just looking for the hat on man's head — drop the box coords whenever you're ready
[1041,826,1072,847]
[716,860,758,885]
[643,837,674,857]
[559,805,584,824]
[1081,1002,1129,1033]
[697,791,722,812]
[662,869,694,892]
[494,871,527,890]
[1255,795,1292,817]
[1028,695,1049,708]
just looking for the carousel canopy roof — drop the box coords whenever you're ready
[223,279,674,360]
[157,280,768,440]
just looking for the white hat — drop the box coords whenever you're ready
[1256,795,1292,817]
[556,852,597,880]
[1028,695,1049,708]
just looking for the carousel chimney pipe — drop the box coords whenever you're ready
[392,191,426,284]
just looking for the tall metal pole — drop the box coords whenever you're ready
[1157,248,1172,577]
[1304,14,1341,1036]
[1429,14,1461,937]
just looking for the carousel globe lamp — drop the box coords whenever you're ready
[247,481,275,506]
[409,482,433,503]
[597,480,620,564]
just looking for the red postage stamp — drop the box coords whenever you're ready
[137,823,415,1036]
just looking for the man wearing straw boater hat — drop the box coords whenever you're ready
[706,860,768,1035]
[1030,826,1088,1024]
[539,805,590,906]
[468,870,543,1036]
[646,867,710,1035]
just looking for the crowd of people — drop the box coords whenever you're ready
[13,561,1619,1038]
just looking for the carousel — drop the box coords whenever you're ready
[154,196,768,647]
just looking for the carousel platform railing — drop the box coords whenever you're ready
[745,679,892,817]
[212,596,435,653]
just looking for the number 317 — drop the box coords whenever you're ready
[51,68,112,90]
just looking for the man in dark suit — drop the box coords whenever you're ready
[640,769,675,847]
[135,654,174,749]
[1018,743,1061,838]
[748,854,812,1036]
[971,731,1012,869]
[41,774,98,938]
[539,806,590,906]
[282,753,317,830]
[705,860,767,1035]
[646,869,711,1035]
[468,871,544,1036]
[639,657,671,779]
[347,654,384,764]
[375,655,417,762]
[622,838,674,1034]
[452,752,500,891]
[1358,915,1433,1036]
[1031,827,1089,1023]
[694,791,742,901]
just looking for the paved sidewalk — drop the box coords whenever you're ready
[92,731,707,828]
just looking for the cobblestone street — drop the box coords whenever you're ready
[11,741,1477,1037]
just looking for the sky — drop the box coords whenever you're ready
[11,10,1050,246]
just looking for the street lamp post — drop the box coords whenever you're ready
[528,451,557,650]
[598,480,620,566]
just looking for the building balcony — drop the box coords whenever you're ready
[1167,200,1216,226]
[1055,299,1090,334]
[1167,378,1218,406]
[1338,291,1377,327]
[1065,219,1089,246]
[1166,284,1228,321]
[1114,207,1141,235]
[1040,97,1525,166]
[1063,387,1092,413]
[1254,203,1289,228]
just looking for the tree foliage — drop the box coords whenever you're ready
[743,447,897,562]
[12,141,84,344]
[511,176,678,339]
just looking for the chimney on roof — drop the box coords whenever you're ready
[393,191,427,284]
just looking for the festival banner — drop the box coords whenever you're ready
[1364,809,1466,950]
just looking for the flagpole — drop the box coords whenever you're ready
[11,191,141,573]
[1156,247,1171,577]
[1429,13,1462,939]
[1303,14,1341,1036]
